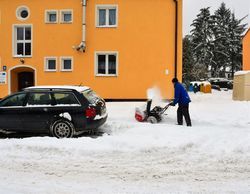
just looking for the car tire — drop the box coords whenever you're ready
[147,116,158,124]
[50,119,75,138]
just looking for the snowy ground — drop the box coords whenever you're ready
[0,90,250,194]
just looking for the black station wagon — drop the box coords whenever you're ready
[0,86,107,138]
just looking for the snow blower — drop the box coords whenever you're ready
[135,99,172,123]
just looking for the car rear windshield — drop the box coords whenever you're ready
[82,89,100,104]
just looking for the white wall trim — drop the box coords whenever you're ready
[16,5,30,21]
[8,65,37,95]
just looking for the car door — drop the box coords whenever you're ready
[21,92,55,132]
[52,91,84,128]
[0,92,27,131]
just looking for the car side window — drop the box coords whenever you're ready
[53,92,80,105]
[27,92,52,106]
[0,93,26,107]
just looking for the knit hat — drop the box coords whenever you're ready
[172,78,178,83]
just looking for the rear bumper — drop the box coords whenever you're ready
[85,114,108,130]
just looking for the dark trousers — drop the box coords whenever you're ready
[177,104,192,126]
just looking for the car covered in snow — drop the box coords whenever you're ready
[0,86,107,138]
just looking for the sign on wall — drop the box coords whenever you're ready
[0,71,7,84]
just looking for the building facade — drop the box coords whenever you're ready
[243,28,250,71]
[0,0,182,99]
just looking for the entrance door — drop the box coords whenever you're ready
[18,72,34,91]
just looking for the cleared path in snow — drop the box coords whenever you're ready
[0,91,249,194]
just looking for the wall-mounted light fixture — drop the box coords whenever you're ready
[20,58,25,64]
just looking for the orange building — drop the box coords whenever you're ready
[0,0,182,100]
[243,28,250,70]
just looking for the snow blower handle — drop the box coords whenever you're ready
[168,101,175,106]
[160,101,173,114]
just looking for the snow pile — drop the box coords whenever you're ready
[234,70,250,76]
[0,90,250,193]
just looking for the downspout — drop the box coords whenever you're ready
[173,0,178,78]
[76,0,87,52]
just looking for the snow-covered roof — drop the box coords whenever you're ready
[208,77,229,82]
[190,81,202,85]
[218,66,231,72]
[25,85,90,92]
[225,67,231,72]
[243,28,250,39]
[234,71,250,76]
[190,81,211,86]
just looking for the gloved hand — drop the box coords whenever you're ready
[169,102,175,106]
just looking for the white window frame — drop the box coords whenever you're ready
[12,24,33,58]
[95,51,118,77]
[45,10,58,23]
[16,6,30,21]
[60,9,73,23]
[60,57,73,72]
[44,57,57,72]
[96,5,118,28]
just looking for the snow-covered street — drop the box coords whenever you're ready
[0,90,250,194]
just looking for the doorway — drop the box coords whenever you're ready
[18,72,34,91]
[9,66,35,94]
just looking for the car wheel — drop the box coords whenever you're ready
[50,119,74,138]
[147,116,158,124]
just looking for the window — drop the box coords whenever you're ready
[45,10,58,23]
[0,93,26,107]
[13,25,32,57]
[95,52,118,76]
[82,89,100,104]
[16,6,30,21]
[45,57,57,71]
[27,93,52,106]
[61,57,73,71]
[60,10,73,23]
[96,5,118,27]
[53,93,80,105]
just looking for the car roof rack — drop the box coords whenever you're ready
[23,86,90,92]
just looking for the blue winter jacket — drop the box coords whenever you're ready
[173,82,191,106]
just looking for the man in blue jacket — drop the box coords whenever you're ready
[170,78,192,126]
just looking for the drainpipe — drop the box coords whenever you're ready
[173,0,178,78]
[76,0,87,52]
